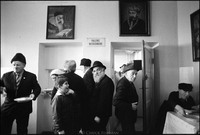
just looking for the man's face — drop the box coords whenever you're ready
[128,10,138,20]
[92,67,105,83]
[179,90,190,100]
[12,61,25,74]
[51,75,58,83]
[126,70,138,82]
[55,15,64,25]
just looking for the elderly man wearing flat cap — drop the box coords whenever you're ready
[50,69,67,100]
[0,53,41,134]
[113,62,140,134]
[87,61,114,132]
[167,83,199,115]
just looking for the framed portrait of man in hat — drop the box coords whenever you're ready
[119,1,150,36]
[46,6,75,39]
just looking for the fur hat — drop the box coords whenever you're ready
[178,83,193,92]
[91,61,106,69]
[80,58,91,66]
[11,53,26,64]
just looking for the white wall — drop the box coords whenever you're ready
[1,1,198,133]
[177,1,199,103]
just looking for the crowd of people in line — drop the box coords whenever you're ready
[0,53,199,135]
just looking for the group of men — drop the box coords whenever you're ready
[49,59,115,134]
[1,53,199,134]
[0,52,142,134]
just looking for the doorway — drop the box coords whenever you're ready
[110,41,158,133]
[37,42,83,134]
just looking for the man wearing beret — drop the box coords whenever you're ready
[113,62,140,134]
[0,53,41,134]
[88,61,114,133]
[167,83,199,115]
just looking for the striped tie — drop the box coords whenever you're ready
[16,74,20,89]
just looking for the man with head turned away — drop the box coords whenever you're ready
[113,62,141,134]
[87,61,114,133]
[63,60,86,134]
[0,53,41,135]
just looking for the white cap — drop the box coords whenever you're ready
[50,69,65,77]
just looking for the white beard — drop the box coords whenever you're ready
[93,74,104,83]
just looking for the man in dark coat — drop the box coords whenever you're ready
[63,60,86,134]
[80,58,95,132]
[1,53,41,134]
[88,61,114,132]
[113,62,140,134]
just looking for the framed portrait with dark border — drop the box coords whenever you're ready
[46,6,75,39]
[190,9,199,61]
[119,1,150,36]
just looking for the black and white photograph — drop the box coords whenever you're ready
[1,1,199,135]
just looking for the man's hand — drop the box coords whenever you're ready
[175,105,185,115]
[132,102,138,110]
[58,130,65,134]
[94,116,100,123]
[29,94,35,100]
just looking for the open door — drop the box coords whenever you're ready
[142,40,155,133]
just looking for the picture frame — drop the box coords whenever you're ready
[46,6,75,39]
[119,1,150,36]
[190,9,199,61]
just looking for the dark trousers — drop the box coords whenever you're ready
[1,111,30,135]
[115,109,137,134]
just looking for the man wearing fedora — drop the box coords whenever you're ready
[113,62,141,134]
[87,61,114,133]
[1,53,41,134]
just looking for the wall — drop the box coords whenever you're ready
[1,1,198,133]
[177,1,199,103]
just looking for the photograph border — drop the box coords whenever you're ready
[190,9,199,61]
[46,6,75,39]
[119,1,150,36]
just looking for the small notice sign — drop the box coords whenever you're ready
[87,38,105,46]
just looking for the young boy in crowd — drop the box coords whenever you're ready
[51,77,77,134]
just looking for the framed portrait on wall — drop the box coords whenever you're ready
[190,9,199,61]
[119,1,150,36]
[46,6,75,39]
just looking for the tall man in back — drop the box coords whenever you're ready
[63,60,86,134]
